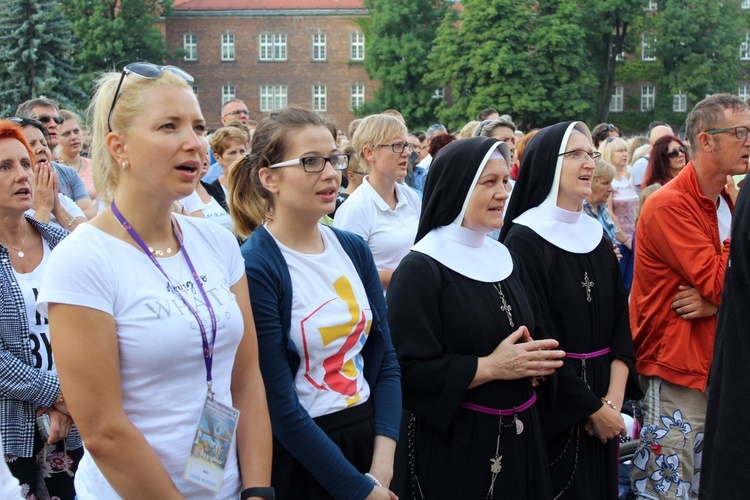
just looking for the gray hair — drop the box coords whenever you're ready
[15,97,59,118]
[685,93,749,150]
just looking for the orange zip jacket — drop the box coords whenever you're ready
[630,162,732,392]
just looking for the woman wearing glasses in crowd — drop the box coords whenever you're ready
[643,135,690,188]
[0,120,84,499]
[334,114,421,291]
[229,107,401,499]
[37,62,272,499]
[501,122,642,499]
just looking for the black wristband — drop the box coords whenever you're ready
[240,486,275,500]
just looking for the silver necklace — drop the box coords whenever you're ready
[0,221,28,258]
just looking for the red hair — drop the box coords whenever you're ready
[643,135,689,188]
[0,120,34,164]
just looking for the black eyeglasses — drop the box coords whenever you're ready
[269,154,350,173]
[7,117,49,139]
[223,109,250,118]
[107,62,194,132]
[558,150,602,163]
[706,126,749,141]
[379,142,413,154]
[350,170,368,175]
[666,146,686,158]
[32,115,64,125]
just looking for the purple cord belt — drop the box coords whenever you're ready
[565,347,611,360]
[460,392,537,417]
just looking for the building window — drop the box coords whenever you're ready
[183,33,197,61]
[260,34,287,61]
[743,0,750,8]
[192,85,199,96]
[313,85,327,112]
[610,85,624,112]
[738,85,750,101]
[221,33,235,61]
[260,85,288,112]
[351,84,365,110]
[312,33,326,61]
[645,0,657,11]
[642,34,657,61]
[673,93,687,112]
[641,85,655,112]
[432,87,445,100]
[222,85,235,106]
[350,32,365,61]
[741,34,750,61]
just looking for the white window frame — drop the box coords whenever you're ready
[743,0,750,9]
[351,83,365,110]
[738,85,750,102]
[673,93,687,112]
[645,0,658,11]
[192,85,199,96]
[260,85,288,112]
[432,87,445,100]
[312,33,326,61]
[642,33,657,61]
[221,85,235,106]
[183,33,197,61]
[641,85,655,112]
[741,34,750,61]
[221,33,235,62]
[610,85,624,112]
[350,32,365,61]
[260,34,287,61]
[313,84,327,112]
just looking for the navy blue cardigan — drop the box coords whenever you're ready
[242,225,401,500]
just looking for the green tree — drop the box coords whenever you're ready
[427,0,597,130]
[60,0,173,93]
[361,0,451,129]
[0,0,86,115]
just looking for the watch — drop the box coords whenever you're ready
[240,487,275,500]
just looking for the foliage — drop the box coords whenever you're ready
[0,0,86,115]
[360,0,451,129]
[60,0,173,96]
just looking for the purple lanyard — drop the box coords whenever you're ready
[111,201,218,397]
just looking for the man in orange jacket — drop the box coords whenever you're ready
[629,93,750,499]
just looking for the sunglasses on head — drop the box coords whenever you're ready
[602,123,617,133]
[33,115,64,125]
[666,146,686,158]
[107,62,194,132]
[7,117,50,140]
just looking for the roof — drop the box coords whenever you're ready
[173,0,366,10]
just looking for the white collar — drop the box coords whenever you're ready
[412,223,513,282]
[513,199,602,254]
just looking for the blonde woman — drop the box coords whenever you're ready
[57,110,95,200]
[333,114,421,290]
[38,62,272,499]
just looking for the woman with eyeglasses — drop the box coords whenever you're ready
[36,62,272,499]
[229,107,401,500]
[643,135,690,188]
[0,120,84,499]
[333,114,421,291]
[500,121,642,500]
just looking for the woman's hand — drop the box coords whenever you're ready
[36,407,73,444]
[472,326,565,387]
[584,404,626,443]
[671,285,718,320]
[365,486,398,500]
[33,163,56,220]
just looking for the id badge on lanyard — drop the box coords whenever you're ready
[111,202,240,492]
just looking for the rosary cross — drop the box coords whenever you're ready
[581,272,594,302]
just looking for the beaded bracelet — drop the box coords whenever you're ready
[365,473,383,487]
[601,398,618,411]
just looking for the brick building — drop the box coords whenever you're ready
[166,0,376,131]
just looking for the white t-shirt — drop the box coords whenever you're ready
[630,155,650,193]
[717,196,732,242]
[333,177,420,282]
[13,239,54,373]
[270,226,372,418]
[180,190,233,233]
[38,215,244,499]
[26,194,85,231]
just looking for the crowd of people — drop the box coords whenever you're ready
[0,60,748,500]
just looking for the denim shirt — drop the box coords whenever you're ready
[583,200,618,241]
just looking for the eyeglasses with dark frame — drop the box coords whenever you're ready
[706,126,750,141]
[269,154,350,173]
[349,170,368,175]
[223,109,250,118]
[107,62,194,133]
[379,142,413,154]
[666,146,687,158]
[32,115,64,125]
[558,150,602,163]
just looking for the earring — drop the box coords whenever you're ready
[122,162,127,171]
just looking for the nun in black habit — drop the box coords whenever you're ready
[387,136,565,499]
[500,122,642,499]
